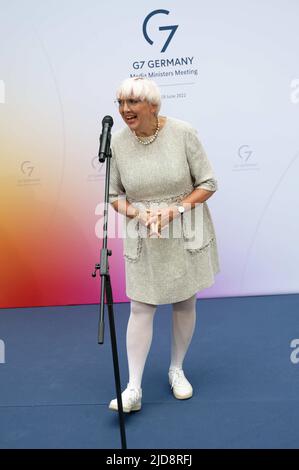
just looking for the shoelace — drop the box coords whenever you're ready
[122,387,140,405]
[170,369,185,389]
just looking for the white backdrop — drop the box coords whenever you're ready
[1,0,299,306]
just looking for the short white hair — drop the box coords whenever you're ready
[116,77,161,113]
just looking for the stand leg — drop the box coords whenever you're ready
[105,275,127,449]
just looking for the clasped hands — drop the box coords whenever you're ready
[137,207,176,238]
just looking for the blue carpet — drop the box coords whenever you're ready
[0,294,299,448]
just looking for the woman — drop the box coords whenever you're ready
[108,77,219,413]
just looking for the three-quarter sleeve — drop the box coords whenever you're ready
[108,148,126,204]
[185,128,218,192]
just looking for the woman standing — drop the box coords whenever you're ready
[108,77,219,412]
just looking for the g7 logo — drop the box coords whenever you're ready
[21,161,34,177]
[143,9,178,53]
[238,145,252,162]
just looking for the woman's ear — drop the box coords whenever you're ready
[150,103,158,115]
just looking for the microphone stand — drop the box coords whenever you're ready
[92,118,127,449]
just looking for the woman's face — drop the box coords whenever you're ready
[118,96,157,133]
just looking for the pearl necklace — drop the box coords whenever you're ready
[133,118,160,145]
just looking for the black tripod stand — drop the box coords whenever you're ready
[92,116,127,449]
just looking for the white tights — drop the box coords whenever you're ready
[126,294,197,389]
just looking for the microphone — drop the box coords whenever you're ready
[98,115,114,162]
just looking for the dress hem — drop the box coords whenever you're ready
[126,271,220,305]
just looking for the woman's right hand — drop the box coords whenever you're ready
[137,209,161,237]
[136,209,149,226]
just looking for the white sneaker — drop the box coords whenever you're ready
[109,385,142,413]
[168,368,193,400]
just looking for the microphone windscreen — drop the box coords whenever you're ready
[102,115,114,127]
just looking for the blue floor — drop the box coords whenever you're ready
[0,294,299,448]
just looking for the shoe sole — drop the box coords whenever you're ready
[173,390,193,400]
[109,403,142,413]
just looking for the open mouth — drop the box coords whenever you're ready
[125,114,137,123]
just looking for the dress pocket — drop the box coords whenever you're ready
[123,216,142,262]
[182,203,213,252]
